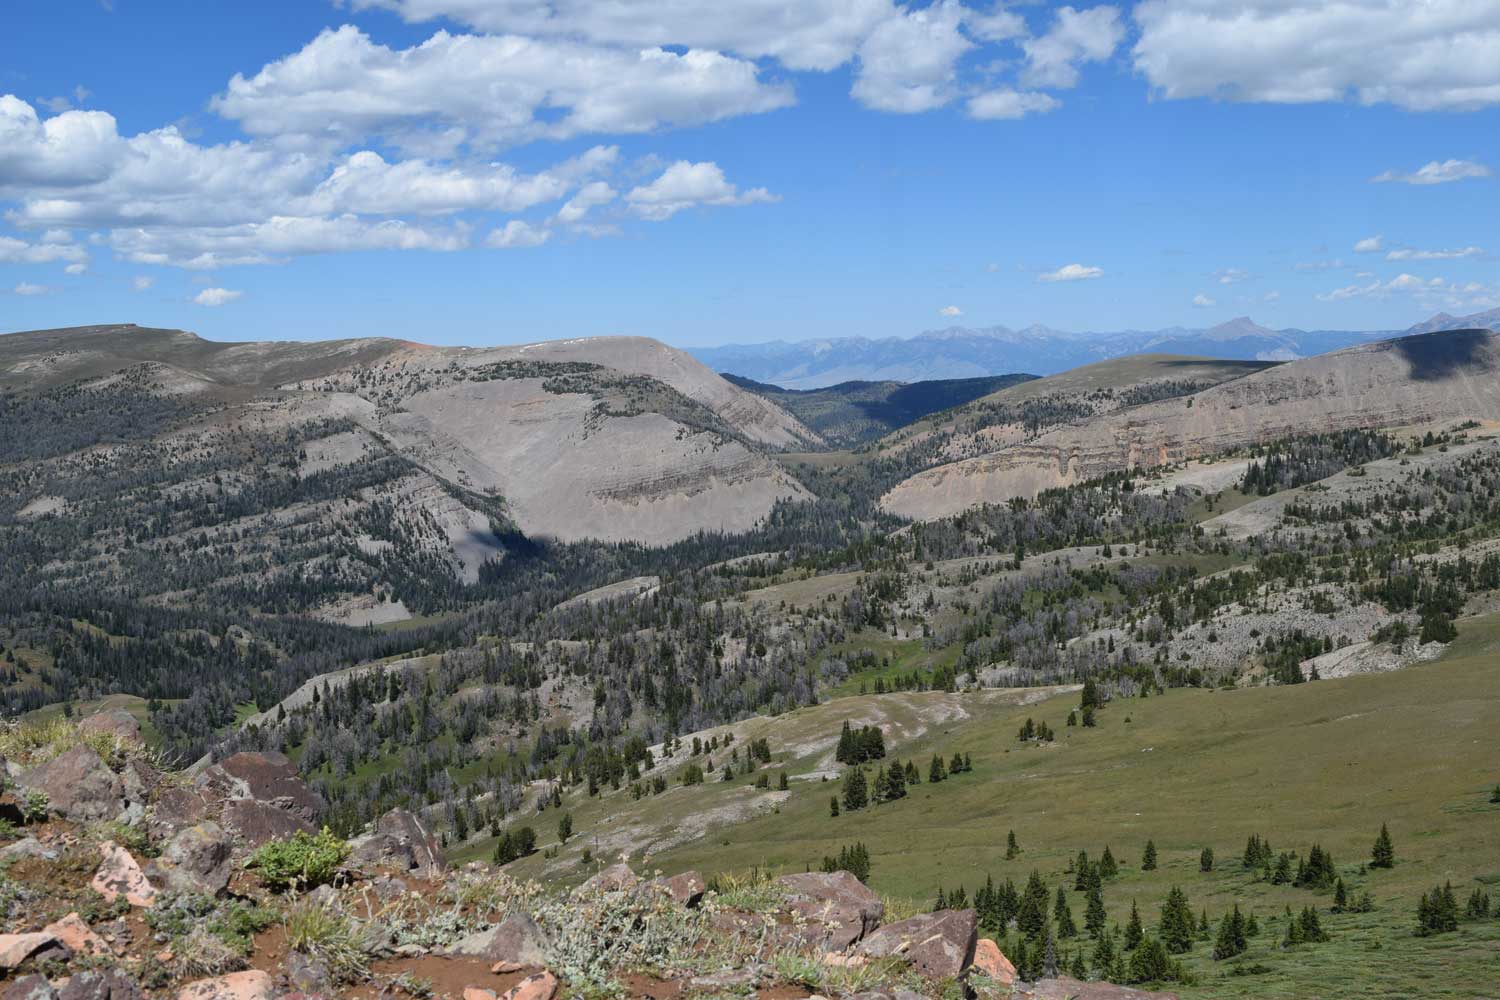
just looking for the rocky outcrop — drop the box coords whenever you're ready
[57,969,143,1000]
[18,746,124,823]
[349,808,444,878]
[855,908,978,979]
[774,871,885,949]
[146,823,233,896]
[0,933,64,972]
[41,914,109,960]
[76,709,143,745]
[152,752,323,851]
[577,862,639,895]
[970,937,1017,985]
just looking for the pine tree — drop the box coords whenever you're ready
[929,754,947,782]
[1212,905,1248,960]
[1371,823,1395,869]
[1054,886,1078,938]
[1141,839,1158,871]
[1069,949,1088,979]
[1006,829,1020,859]
[1127,936,1171,984]
[1124,899,1144,950]
[1099,845,1118,878]
[557,812,572,844]
[1199,846,1214,872]
[1017,871,1051,939]
[829,795,840,818]
[841,766,868,811]
[1158,886,1195,954]
[1245,911,1259,937]
[1074,851,1092,891]
[1091,926,1116,978]
[1416,883,1459,935]
[1197,908,1211,940]
[1085,883,1107,939]
[1332,878,1348,913]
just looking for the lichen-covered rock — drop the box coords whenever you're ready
[200,752,324,822]
[774,871,885,949]
[219,798,314,849]
[18,745,123,822]
[349,808,444,877]
[90,841,157,907]
[146,822,233,896]
[174,971,275,1000]
[447,913,551,966]
[855,908,977,979]
[57,969,144,1000]
[77,709,143,745]
[41,913,110,959]
[1,975,56,1000]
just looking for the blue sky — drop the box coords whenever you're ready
[2,0,1498,348]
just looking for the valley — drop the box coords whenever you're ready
[2,320,1499,1000]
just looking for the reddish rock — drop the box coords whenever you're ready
[206,752,324,821]
[174,971,275,1000]
[0,933,61,971]
[499,972,557,1000]
[219,798,314,849]
[490,961,524,974]
[855,908,977,979]
[462,990,497,1000]
[654,870,706,907]
[970,937,1016,985]
[77,709,143,745]
[18,745,123,822]
[774,871,885,949]
[147,786,212,841]
[42,912,110,958]
[577,862,638,894]
[91,841,157,907]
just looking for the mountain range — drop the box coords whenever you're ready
[688,309,1500,388]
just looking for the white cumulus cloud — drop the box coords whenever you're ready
[485,219,551,248]
[1372,159,1491,185]
[1192,293,1215,307]
[1133,0,1500,111]
[1038,262,1103,282]
[1353,235,1384,253]
[625,161,777,221]
[938,304,963,316]
[193,287,243,306]
[967,89,1060,119]
[13,281,52,296]
[1022,5,1123,90]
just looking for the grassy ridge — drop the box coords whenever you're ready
[483,617,1500,998]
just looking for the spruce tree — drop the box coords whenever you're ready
[1141,839,1158,870]
[1054,886,1078,938]
[829,795,840,818]
[1085,883,1107,939]
[1199,846,1214,872]
[1158,886,1195,954]
[929,754,947,782]
[1100,845,1118,878]
[841,766,868,811]
[1124,899,1144,950]
[1074,851,1092,891]
[1091,926,1116,978]
[1212,905,1247,960]
[1332,878,1348,913]
[1127,936,1171,984]
[1017,871,1051,939]
[1371,823,1395,869]
[1006,829,1021,859]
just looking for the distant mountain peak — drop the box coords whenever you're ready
[1202,316,1275,341]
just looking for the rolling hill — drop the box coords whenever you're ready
[881,329,1500,521]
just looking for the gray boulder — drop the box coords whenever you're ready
[446,913,551,966]
[57,969,144,1000]
[146,822,233,896]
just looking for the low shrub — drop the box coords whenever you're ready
[249,828,350,891]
